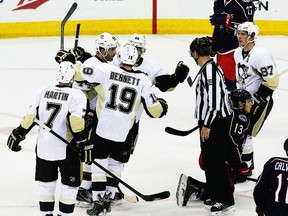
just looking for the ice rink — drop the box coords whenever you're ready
[0,34,288,216]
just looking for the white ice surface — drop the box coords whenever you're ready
[0,34,288,216]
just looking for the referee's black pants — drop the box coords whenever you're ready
[199,116,234,205]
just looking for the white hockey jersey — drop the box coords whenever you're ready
[20,85,87,161]
[81,63,165,142]
[234,45,279,95]
[112,55,167,122]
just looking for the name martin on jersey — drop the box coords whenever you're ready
[110,71,140,86]
[44,90,69,101]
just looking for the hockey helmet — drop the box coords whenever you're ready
[230,89,252,107]
[95,32,119,53]
[237,22,259,39]
[128,33,146,54]
[189,37,212,56]
[119,44,138,66]
[56,61,76,84]
[284,138,288,153]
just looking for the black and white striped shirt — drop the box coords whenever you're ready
[195,59,231,127]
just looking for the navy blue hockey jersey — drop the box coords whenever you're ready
[253,157,288,216]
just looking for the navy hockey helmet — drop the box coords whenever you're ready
[284,138,288,153]
[230,89,252,107]
[189,37,212,56]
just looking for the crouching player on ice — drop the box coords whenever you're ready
[176,89,253,216]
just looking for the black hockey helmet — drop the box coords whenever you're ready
[189,37,212,56]
[284,138,288,155]
[230,89,252,107]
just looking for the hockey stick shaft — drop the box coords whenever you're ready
[61,2,78,50]
[247,177,257,182]
[34,119,170,202]
[74,23,81,50]
[165,125,199,136]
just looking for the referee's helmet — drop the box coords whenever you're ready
[189,37,212,56]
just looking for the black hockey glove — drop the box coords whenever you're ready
[7,125,28,152]
[55,50,76,64]
[69,47,93,63]
[233,163,249,183]
[175,61,189,83]
[210,13,233,31]
[78,139,94,164]
[84,108,96,132]
[157,98,168,117]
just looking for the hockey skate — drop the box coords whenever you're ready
[111,191,123,206]
[176,173,205,206]
[210,202,236,216]
[76,187,93,208]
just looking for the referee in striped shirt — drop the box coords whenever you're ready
[190,37,234,214]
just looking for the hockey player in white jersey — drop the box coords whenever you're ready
[7,62,93,216]
[80,44,168,216]
[113,33,189,154]
[55,32,120,208]
[234,22,279,174]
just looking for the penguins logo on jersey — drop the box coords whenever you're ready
[237,63,251,86]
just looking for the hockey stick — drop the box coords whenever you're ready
[165,125,199,136]
[247,177,257,182]
[74,23,81,50]
[117,186,139,203]
[61,2,78,50]
[34,119,170,202]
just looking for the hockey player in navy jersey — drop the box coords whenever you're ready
[253,139,288,216]
[176,89,253,216]
[209,0,255,91]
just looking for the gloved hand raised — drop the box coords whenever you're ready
[175,61,189,83]
[55,50,76,64]
[69,46,85,61]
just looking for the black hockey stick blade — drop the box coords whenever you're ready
[165,125,199,136]
[34,119,170,202]
[60,2,78,50]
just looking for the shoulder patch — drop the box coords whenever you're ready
[238,114,248,122]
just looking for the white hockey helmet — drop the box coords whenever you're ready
[128,33,146,54]
[119,44,139,66]
[57,61,76,84]
[237,22,259,39]
[95,32,119,53]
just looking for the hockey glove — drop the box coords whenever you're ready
[157,98,168,117]
[7,126,28,152]
[206,36,217,57]
[175,61,189,83]
[233,163,249,183]
[84,108,96,132]
[78,139,94,164]
[55,50,76,64]
[209,13,233,31]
